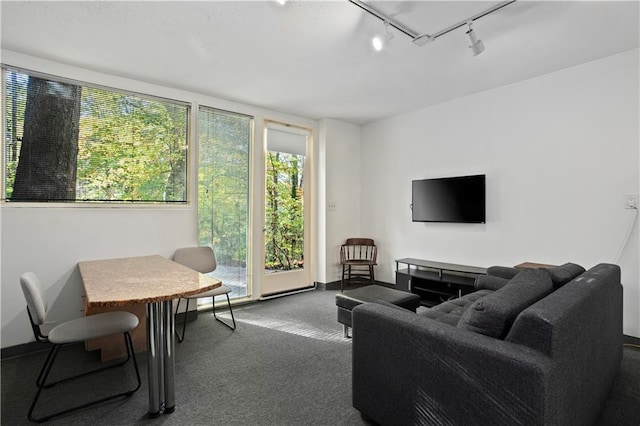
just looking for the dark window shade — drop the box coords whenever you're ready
[4,67,189,203]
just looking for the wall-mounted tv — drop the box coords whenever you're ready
[411,174,486,223]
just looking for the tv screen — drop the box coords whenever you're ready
[412,175,486,223]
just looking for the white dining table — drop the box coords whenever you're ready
[78,255,221,417]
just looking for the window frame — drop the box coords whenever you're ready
[1,65,192,207]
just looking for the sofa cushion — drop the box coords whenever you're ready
[546,262,585,289]
[419,290,492,326]
[336,285,421,311]
[486,265,521,279]
[458,269,554,338]
[474,275,510,291]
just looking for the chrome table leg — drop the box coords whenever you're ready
[146,302,162,417]
[162,299,176,413]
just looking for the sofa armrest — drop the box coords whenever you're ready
[352,303,550,426]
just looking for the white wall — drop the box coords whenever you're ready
[360,49,640,337]
[3,48,638,346]
[0,51,319,348]
[1,207,196,345]
[319,119,362,284]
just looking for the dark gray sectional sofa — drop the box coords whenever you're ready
[351,263,623,425]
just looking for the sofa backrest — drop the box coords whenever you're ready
[505,263,623,425]
[544,262,586,289]
[458,269,554,339]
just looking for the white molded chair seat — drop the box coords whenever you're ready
[19,272,141,422]
[173,246,236,342]
[48,311,139,344]
[181,284,232,300]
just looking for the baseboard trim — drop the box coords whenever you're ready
[1,341,52,360]
[623,335,640,346]
[260,285,316,300]
[316,280,341,291]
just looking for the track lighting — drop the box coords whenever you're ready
[349,0,516,56]
[466,22,485,56]
[372,21,394,52]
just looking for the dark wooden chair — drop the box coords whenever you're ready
[340,238,377,292]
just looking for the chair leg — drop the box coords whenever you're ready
[369,265,375,285]
[174,296,181,338]
[213,294,236,330]
[28,332,141,423]
[344,265,352,290]
[29,344,60,422]
[175,297,190,343]
[35,343,58,388]
[341,265,346,292]
[123,332,142,395]
[36,338,137,389]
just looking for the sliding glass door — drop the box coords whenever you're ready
[198,107,252,301]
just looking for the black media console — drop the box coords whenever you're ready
[395,258,487,307]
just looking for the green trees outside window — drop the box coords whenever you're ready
[265,151,305,271]
[4,68,188,202]
[4,67,309,297]
[198,107,251,298]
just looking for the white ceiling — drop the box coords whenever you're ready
[1,1,638,124]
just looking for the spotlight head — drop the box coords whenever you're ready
[372,21,394,52]
[466,23,485,56]
[372,36,383,51]
[470,39,485,56]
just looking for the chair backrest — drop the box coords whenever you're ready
[20,272,48,326]
[345,238,374,246]
[173,246,217,274]
[341,238,377,263]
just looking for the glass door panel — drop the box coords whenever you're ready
[262,124,312,296]
[198,106,252,302]
[265,150,305,272]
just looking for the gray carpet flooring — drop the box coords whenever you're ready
[1,289,639,425]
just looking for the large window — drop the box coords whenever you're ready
[198,106,251,300]
[3,67,189,203]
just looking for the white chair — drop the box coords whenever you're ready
[173,246,236,342]
[20,272,141,423]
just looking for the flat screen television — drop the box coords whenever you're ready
[412,174,486,223]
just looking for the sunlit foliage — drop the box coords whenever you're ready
[198,108,250,267]
[4,69,188,202]
[265,151,304,271]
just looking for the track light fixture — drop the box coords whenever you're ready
[466,22,485,56]
[349,0,516,56]
[372,21,394,52]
